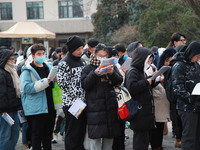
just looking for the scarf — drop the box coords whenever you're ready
[4,63,21,98]
[90,54,101,67]
[90,54,111,83]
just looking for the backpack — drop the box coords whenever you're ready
[163,67,176,103]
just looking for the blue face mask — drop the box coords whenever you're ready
[36,56,46,64]
[113,58,119,65]
[124,55,128,61]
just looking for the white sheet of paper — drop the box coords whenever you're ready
[68,98,86,119]
[120,57,132,70]
[151,66,171,80]
[2,113,15,126]
[192,83,200,95]
[48,66,58,80]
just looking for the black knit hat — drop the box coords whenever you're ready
[66,36,85,53]
[88,38,99,48]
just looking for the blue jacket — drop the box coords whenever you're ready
[20,62,52,116]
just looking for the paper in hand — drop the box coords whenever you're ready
[151,66,171,80]
[68,98,86,119]
[120,57,132,70]
[2,113,15,126]
[98,65,113,73]
[48,66,58,80]
[192,83,200,95]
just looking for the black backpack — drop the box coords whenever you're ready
[163,67,176,103]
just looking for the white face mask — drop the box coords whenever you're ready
[144,55,151,73]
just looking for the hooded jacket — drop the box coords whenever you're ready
[0,49,21,113]
[125,47,155,130]
[172,41,200,112]
[20,61,51,116]
[127,41,141,57]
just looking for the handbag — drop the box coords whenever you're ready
[52,82,63,110]
[114,86,138,121]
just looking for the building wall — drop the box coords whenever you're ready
[0,0,98,49]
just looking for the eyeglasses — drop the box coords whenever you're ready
[178,39,187,43]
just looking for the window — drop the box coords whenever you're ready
[58,0,83,18]
[27,2,44,19]
[0,3,12,20]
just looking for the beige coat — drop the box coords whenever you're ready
[146,65,170,122]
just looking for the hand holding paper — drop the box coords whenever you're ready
[48,66,58,81]
[151,66,171,80]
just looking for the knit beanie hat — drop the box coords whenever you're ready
[88,38,99,48]
[66,36,85,53]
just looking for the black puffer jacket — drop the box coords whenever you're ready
[81,64,123,139]
[172,41,200,112]
[0,49,21,113]
[125,47,155,130]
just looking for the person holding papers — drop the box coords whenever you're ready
[57,36,86,150]
[81,43,123,150]
[147,48,175,150]
[125,47,155,150]
[20,44,56,150]
[0,49,21,150]
[172,41,200,150]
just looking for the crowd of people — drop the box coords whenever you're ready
[0,32,200,150]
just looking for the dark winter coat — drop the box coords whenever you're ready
[125,47,155,130]
[0,49,21,113]
[81,64,123,139]
[172,41,200,112]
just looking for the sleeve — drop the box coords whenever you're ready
[57,61,71,92]
[0,72,8,110]
[108,66,123,86]
[81,66,99,91]
[172,63,192,103]
[20,70,49,94]
[126,69,149,96]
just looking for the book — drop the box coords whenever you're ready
[18,111,27,124]
[68,98,86,119]
[97,57,115,73]
[151,66,171,80]
[48,66,58,81]
[120,57,132,70]
[2,113,15,126]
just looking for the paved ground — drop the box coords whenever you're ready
[16,122,180,150]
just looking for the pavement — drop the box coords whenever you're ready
[16,122,180,150]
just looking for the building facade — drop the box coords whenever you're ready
[0,0,98,50]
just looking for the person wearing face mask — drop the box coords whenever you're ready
[172,41,200,150]
[0,49,21,150]
[20,44,56,150]
[125,47,156,150]
[81,43,123,150]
